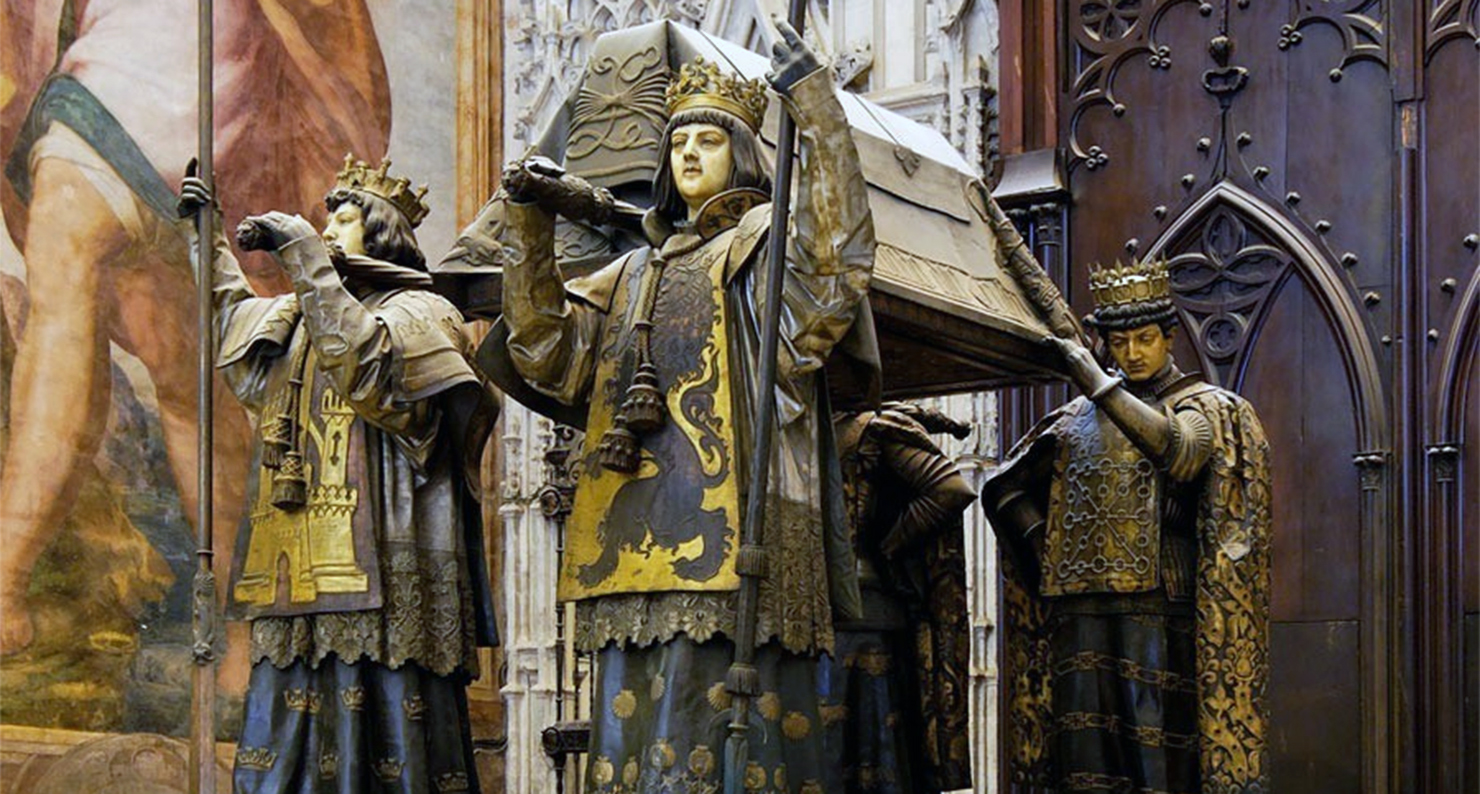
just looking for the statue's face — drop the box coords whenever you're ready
[1106,323,1173,382]
[322,201,367,257]
[670,122,733,216]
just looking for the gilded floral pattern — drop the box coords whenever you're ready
[647,739,677,770]
[687,745,716,777]
[756,691,783,721]
[1190,393,1271,793]
[250,546,478,677]
[706,682,732,712]
[781,711,812,740]
[592,755,615,786]
[571,498,835,655]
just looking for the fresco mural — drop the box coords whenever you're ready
[0,0,458,754]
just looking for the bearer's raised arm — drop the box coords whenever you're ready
[498,160,608,406]
[767,19,875,378]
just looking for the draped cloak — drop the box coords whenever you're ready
[831,408,976,793]
[487,68,875,656]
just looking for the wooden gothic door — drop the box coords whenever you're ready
[997,0,1477,790]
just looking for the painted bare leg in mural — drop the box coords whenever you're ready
[0,1,390,681]
[106,210,255,694]
[0,158,121,652]
[0,154,251,683]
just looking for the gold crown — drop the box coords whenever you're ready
[235,747,278,771]
[665,58,769,132]
[333,154,430,228]
[1088,257,1172,310]
[283,688,322,713]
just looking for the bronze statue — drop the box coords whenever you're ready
[481,22,875,793]
[828,403,976,793]
[180,157,499,793]
[982,257,1272,794]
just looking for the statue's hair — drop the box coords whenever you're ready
[1088,298,1179,334]
[652,108,773,222]
[324,187,426,271]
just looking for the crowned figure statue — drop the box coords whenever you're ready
[982,257,1272,794]
[180,156,500,793]
[479,22,878,793]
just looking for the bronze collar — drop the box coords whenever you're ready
[1126,360,1190,400]
[691,187,769,240]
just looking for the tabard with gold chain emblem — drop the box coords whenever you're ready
[1040,399,1163,596]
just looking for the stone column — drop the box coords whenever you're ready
[495,402,562,793]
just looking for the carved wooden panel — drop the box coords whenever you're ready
[1066,0,1209,177]
[1427,0,1480,59]
[1279,0,1387,75]
[1163,206,1294,386]
[1422,17,1480,792]
[1466,386,1479,613]
[1242,271,1363,623]
[1268,622,1363,791]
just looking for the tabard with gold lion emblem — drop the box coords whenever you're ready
[560,227,745,601]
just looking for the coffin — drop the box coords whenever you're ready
[433,20,1063,400]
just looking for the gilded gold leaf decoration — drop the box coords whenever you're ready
[757,691,782,721]
[782,712,812,740]
[648,739,676,770]
[591,755,614,786]
[819,704,849,726]
[743,762,767,791]
[688,745,716,778]
[706,681,732,712]
[611,689,637,720]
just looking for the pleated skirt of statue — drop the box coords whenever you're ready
[1048,595,1199,794]
[587,635,835,794]
[233,656,479,794]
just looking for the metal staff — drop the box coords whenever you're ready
[723,2,807,791]
[191,0,218,790]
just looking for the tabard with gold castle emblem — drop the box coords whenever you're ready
[229,337,383,617]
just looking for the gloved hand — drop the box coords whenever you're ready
[883,401,972,440]
[1045,335,1120,399]
[502,154,619,225]
[176,158,218,219]
[766,17,823,94]
[236,211,318,253]
[501,155,567,204]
